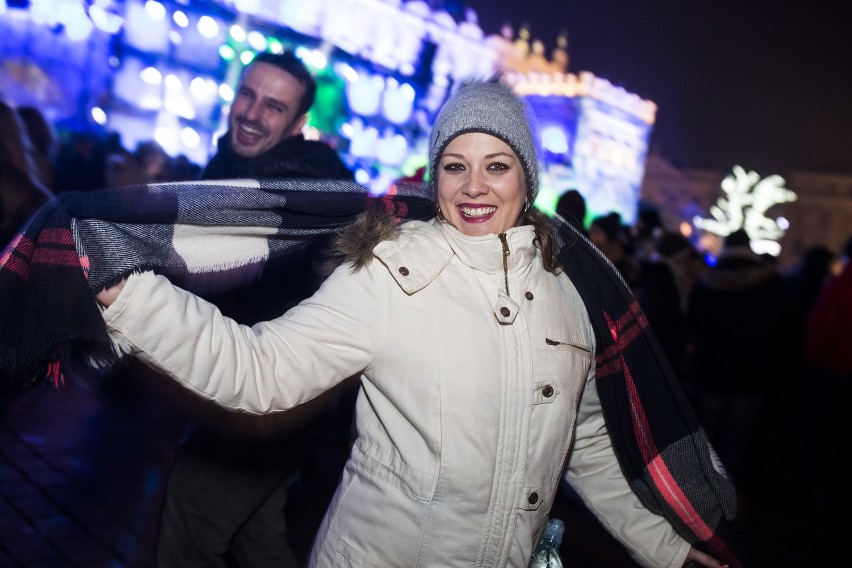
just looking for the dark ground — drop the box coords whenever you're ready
[0,361,829,567]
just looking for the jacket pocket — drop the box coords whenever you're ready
[350,438,438,502]
[334,538,396,568]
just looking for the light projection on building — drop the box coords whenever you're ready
[693,165,797,256]
[508,71,656,224]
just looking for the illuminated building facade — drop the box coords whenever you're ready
[1,0,655,221]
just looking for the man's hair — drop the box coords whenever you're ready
[248,51,316,117]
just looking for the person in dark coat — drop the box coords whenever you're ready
[153,50,357,568]
[686,230,795,483]
[685,229,797,565]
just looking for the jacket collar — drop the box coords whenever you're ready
[437,220,536,275]
[372,218,537,294]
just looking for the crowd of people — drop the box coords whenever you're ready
[2,48,850,568]
[556,192,851,565]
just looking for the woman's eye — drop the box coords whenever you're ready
[488,162,509,171]
[443,162,464,172]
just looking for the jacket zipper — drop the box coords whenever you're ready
[498,233,510,297]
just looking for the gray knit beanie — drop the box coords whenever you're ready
[429,81,540,202]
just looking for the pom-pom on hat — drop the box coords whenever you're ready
[429,81,541,203]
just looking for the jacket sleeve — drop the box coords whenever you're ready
[102,263,385,414]
[562,366,691,568]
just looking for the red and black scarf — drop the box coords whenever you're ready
[0,179,741,566]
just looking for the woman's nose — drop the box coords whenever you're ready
[462,170,489,197]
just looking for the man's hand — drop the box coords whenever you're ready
[96,279,126,308]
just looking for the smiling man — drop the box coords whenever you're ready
[201,50,352,180]
[155,50,356,568]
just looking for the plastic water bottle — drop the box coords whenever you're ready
[528,518,565,568]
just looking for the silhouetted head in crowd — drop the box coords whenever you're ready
[228,51,317,158]
[634,206,663,240]
[723,228,751,250]
[589,212,628,251]
[656,232,693,259]
[555,189,587,229]
[16,106,55,158]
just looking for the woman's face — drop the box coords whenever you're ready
[436,132,527,237]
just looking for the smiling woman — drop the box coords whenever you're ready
[437,132,527,236]
[93,81,741,568]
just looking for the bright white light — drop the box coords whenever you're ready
[91,107,108,125]
[140,67,163,85]
[339,122,354,138]
[89,5,124,33]
[376,133,408,166]
[154,126,176,151]
[750,239,781,256]
[350,125,378,158]
[190,77,215,100]
[541,126,569,154]
[247,31,267,51]
[180,127,201,149]
[65,15,94,41]
[304,50,327,70]
[694,165,797,243]
[229,24,246,42]
[302,125,320,141]
[382,85,415,124]
[138,95,163,110]
[164,74,182,92]
[197,16,219,39]
[776,216,789,230]
[347,75,384,116]
[219,84,234,102]
[164,95,195,119]
[239,51,255,65]
[354,169,371,184]
[144,1,166,21]
[173,10,189,28]
[56,1,93,41]
[169,31,182,44]
[334,62,359,83]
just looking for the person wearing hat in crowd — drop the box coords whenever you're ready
[94,82,739,567]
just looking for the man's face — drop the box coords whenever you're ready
[228,62,308,158]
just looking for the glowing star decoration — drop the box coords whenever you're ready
[693,165,797,255]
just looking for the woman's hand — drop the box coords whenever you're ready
[96,279,126,308]
[684,546,729,568]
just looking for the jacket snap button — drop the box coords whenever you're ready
[398,266,409,276]
[500,307,510,317]
[528,492,539,505]
[525,291,534,300]
[541,385,554,398]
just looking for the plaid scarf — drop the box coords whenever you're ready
[0,180,740,566]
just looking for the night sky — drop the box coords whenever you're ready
[462,1,852,176]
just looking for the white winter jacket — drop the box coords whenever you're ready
[103,219,690,567]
